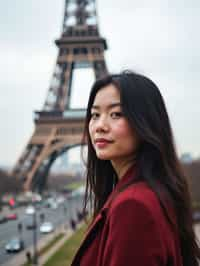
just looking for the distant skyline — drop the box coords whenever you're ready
[0,0,200,167]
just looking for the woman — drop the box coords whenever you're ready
[71,71,200,266]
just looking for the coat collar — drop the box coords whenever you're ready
[71,164,137,266]
[87,164,137,230]
[101,164,137,211]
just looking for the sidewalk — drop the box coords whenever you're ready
[39,222,83,266]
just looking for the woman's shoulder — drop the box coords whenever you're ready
[113,181,156,205]
[108,181,166,221]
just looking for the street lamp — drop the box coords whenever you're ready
[17,222,23,244]
[40,213,45,224]
[32,208,38,265]
[63,203,68,230]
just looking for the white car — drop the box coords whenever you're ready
[39,222,54,233]
[50,202,58,209]
[5,238,24,252]
[25,205,35,215]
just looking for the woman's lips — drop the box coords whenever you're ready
[95,138,113,148]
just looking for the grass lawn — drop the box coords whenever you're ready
[44,223,88,266]
[39,233,64,256]
[65,181,85,191]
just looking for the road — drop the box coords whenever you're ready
[0,194,84,265]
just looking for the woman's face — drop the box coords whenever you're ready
[89,84,139,166]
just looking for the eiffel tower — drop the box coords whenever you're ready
[12,0,108,192]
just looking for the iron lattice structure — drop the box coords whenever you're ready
[12,0,108,192]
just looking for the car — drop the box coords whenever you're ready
[0,215,7,224]
[5,238,24,253]
[42,201,51,208]
[25,205,35,215]
[39,222,54,233]
[6,213,18,220]
[26,221,36,230]
[50,202,58,209]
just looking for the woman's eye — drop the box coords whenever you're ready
[91,113,99,119]
[110,112,122,119]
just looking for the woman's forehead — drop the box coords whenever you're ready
[92,84,120,106]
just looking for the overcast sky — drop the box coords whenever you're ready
[0,0,200,167]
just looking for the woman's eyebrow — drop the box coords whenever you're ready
[91,102,121,110]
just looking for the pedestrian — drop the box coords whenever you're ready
[77,210,83,221]
[70,218,76,231]
[71,71,200,266]
[26,250,32,264]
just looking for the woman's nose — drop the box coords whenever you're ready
[95,115,109,132]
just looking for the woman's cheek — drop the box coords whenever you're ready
[113,120,133,138]
[88,121,94,137]
[89,122,96,146]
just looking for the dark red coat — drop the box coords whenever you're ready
[71,167,183,266]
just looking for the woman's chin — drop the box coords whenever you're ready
[96,152,112,161]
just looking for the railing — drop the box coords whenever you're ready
[34,109,86,121]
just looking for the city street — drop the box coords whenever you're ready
[0,195,84,265]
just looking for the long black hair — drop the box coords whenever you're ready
[82,70,200,266]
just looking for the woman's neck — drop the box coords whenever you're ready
[111,159,135,180]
